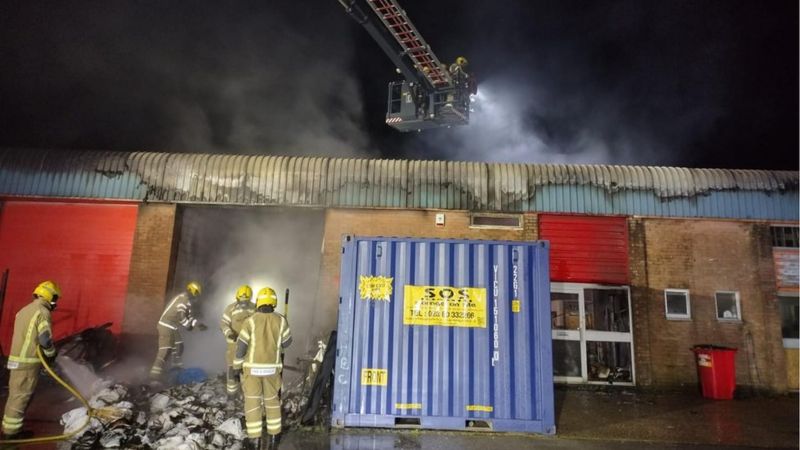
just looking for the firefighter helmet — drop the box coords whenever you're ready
[455,56,468,67]
[236,284,253,302]
[186,281,202,297]
[33,280,61,304]
[256,287,278,309]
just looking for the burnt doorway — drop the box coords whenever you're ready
[172,206,325,376]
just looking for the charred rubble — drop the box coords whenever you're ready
[57,333,335,449]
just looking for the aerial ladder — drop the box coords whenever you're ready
[338,0,476,132]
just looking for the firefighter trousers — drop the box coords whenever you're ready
[242,368,282,438]
[2,367,39,435]
[225,342,239,394]
[149,325,183,378]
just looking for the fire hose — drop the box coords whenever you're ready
[0,347,124,445]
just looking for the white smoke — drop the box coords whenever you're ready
[174,207,327,381]
[410,77,680,165]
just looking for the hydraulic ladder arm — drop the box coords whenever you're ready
[339,0,472,131]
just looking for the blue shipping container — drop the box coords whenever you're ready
[332,236,555,434]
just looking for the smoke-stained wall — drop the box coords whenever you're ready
[171,206,325,376]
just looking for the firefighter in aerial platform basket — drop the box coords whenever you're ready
[1,281,60,439]
[220,284,255,396]
[449,55,470,79]
[149,281,207,382]
[446,56,477,110]
[233,287,292,450]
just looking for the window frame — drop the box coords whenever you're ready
[469,213,523,230]
[664,289,691,320]
[779,296,800,349]
[770,225,799,248]
[715,291,742,322]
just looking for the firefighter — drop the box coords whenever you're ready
[233,287,292,450]
[448,55,469,79]
[1,281,60,439]
[149,281,207,381]
[445,56,474,111]
[220,284,255,396]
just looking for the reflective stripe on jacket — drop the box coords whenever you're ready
[233,312,291,370]
[220,301,255,343]
[7,299,55,370]
[158,293,197,330]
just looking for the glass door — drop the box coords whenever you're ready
[551,289,584,383]
[551,283,635,385]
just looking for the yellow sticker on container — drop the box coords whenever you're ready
[403,285,486,328]
[466,405,494,412]
[359,276,393,301]
[512,299,521,313]
[361,368,388,386]
[395,403,422,410]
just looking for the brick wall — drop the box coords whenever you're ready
[311,209,537,335]
[637,218,787,392]
[121,204,180,358]
[627,217,653,386]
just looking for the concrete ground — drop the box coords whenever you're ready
[1,383,797,449]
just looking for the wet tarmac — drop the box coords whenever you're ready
[2,383,797,449]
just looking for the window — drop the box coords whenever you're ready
[771,226,799,248]
[664,289,691,320]
[470,214,522,229]
[389,83,402,114]
[715,291,741,321]
[779,297,799,348]
[584,288,630,332]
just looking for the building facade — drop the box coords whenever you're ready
[0,149,796,392]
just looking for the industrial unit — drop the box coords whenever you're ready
[0,149,797,394]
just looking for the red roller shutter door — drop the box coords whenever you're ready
[539,214,629,285]
[0,201,138,354]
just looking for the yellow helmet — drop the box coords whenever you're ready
[236,284,253,302]
[33,280,61,304]
[455,56,469,67]
[256,287,278,309]
[186,281,202,297]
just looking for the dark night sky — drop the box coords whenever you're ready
[0,0,797,169]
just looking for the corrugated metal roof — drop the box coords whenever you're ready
[0,149,797,220]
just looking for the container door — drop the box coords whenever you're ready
[333,237,556,434]
[0,200,138,354]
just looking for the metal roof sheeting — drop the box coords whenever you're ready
[0,149,796,220]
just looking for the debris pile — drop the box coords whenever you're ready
[60,377,246,449]
[56,335,336,448]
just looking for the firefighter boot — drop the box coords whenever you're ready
[267,434,279,450]
[1,428,34,441]
[245,437,261,450]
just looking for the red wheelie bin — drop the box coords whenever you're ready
[691,345,737,400]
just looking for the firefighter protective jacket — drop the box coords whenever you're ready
[158,293,198,331]
[233,312,292,370]
[6,298,56,370]
[220,301,255,343]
